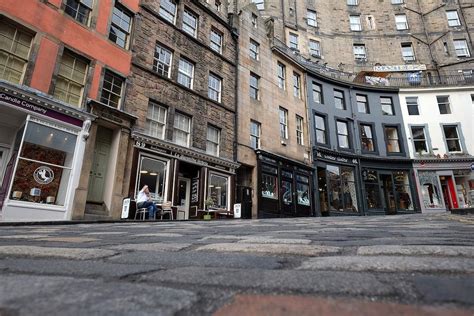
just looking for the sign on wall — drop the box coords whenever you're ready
[374,64,427,72]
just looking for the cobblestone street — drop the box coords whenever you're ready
[0,214,473,315]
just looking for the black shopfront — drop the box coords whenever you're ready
[314,149,362,216]
[256,150,314,218]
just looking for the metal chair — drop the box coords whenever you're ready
[160,201,174,220]
[134,206,148,220]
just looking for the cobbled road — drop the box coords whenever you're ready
[0,214,473,315]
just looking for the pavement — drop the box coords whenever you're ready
[0,213,473,316]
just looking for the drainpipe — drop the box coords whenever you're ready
[458,1,474,55]
[416,0,441,78]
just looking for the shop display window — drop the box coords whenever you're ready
[363,169,382,209]
[261,164,278,199]
[394,171,414,210]
[419,171,443,209]
[208,173,228,209]
[137,156,168,203]
[281,180,293,205]
[326,165,358,212]
[296,175,310,206]
[9,120,77,206]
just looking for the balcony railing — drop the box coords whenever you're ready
[272,39,474,88]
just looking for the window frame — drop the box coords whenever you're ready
[312,81,323,104]
[177,57,195,89]
[182,8,198,38]
[173,112,191,147]
[279,107,289,140]
[146,101,168,140]
[210,28,223,54]
[383,125,403,155]
[206,125,220,156]
[153,43,173,78]
[409,125,430,155]
[356,94,369,114]
[334,89,346,110]
[108,4,133,49]
[314,112,328,146]
[406,96,420,115]
[307,10,317,27]
[208,72,222,103]
[159,0,177,24]
[296,115,304,146]
[293,72,301,99]
[336,119,351,150]
[442,124,463,153]
[395,14,409,30]
[250,120,261,149]
[437,95,451,114]
[277,62,286,90]
[100,69,124,108]
[359,122,377,154]
[380,96,395,116]
[249,38,259,60]
[249,72,260,100]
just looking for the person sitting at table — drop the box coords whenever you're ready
[136,185,158,220]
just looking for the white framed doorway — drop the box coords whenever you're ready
[177,177,191,219]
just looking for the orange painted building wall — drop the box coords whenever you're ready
[1,0,138,99]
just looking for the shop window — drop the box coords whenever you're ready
[109,4,132,49]
[394,171,413,210]
[363,169,382,209]
[100,70,124,108]
[208,173,228,209]
[327,165,358,212]
[419,171,443,209]
[136,156,167,203]
[261,164,277,199]
[296,175,310,206]
[9,120,77,206]
[0,20,34,84]
[64,0,93,25]
[53,50,88,107]
[360,124,375,152]
[159,0,177,24]
[318,167,329,214]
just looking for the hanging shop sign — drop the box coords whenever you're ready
[373,64,427,72]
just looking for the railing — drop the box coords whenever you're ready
[272,38,474,88]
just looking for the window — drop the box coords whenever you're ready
[336,121,350,149]
[347,0,358,5]
[406,97,419,115]
[9,119,78,206]
[261,165,278,199]
[395,14,408,30]
[325,165,359,212]
[296,175,310,206]
[353,44,366,60]
[296,115,304,145]
[385,126,401,153]
[411,126,428,154]
[251,14,258,28]
[208,173,229,209]
[454,40,470,57]
[177,58,194,89]
[437,96,451,114]
[208,73,222,102]
[173,112,191,147]
[443,125,462,152]
[312,82,323,103]
[0,21,33,84]
[109,4,132,49]
[100,70,124,108]
[309,39,321,57]
[314,114,327,144]
[182,9,198,37]
[250,72,259,99]
[250,120,261,149]
[401,43,415,61]
[307,10,317,27]
[206,125,220,156]
[210,29,223,53]
[252,0,264,10]
[214,0,221,12]
[293,72,301,98]
[137,156,168,203]
[360,124,375,152]
[64,0,93,25]
[279,107,288,139]
[53,50,88,106]
[350,15,362,31]
[334,90,345,110]
[146,102,167,139]
[159,0,177,24]
[153,44,172,78]
[356,94,369,113]
[249,39,259,60]
[277,63,286,89]
[380,97,394,116]
[289,33,299,50]
[391,0,404,4]
[446,10,461,27]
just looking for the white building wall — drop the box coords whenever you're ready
[399,86,474,158]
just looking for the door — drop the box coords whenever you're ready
[87,127,113,203]
[280,170,295,216]
[440,176,458,210]
[177,177,190,219]
[380,174,396,214]
[0,147,9,184]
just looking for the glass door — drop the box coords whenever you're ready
[380,173,396,214]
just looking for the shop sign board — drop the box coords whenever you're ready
[316,150,358,165]
[0,92,83,127]
[373,64,427,72]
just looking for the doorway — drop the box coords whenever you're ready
[0,146,9,185]
[439,176,458,210]
[177,177,190,219]
[87,127,113,203]
[380,173,396,214]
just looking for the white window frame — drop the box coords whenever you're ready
[454,40,470,57]
[350,15,362,31]
[250,120,261,149]
[307,10,317,27]
[206,125,220,156]
[182,8,198,37]
[395,14,409,30]
[208,73,222,103]
[277,62,286,89]
[446,10,461,27]
[146,102,167,140]
[173,112,191,147]
[296,115,304,145]
[154,44,173,78]
[177,58,194,89]
[279,107,288,139]
[159,0,177,24]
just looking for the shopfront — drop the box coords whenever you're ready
[414,159,474,213]
[130,133,238,219]
[360,158,418,215]
[0,84,92,221]
[314,149,361,216]
[256,150,314,218]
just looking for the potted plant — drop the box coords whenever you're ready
[204,197,214,220]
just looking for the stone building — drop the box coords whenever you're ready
[233,5,314,219]
[0,0,138,221]
[122,0,239,219]
[232,0,474,84]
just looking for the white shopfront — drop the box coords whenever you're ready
[0,83,93,221]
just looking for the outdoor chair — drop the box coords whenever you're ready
[160,201,174,220]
